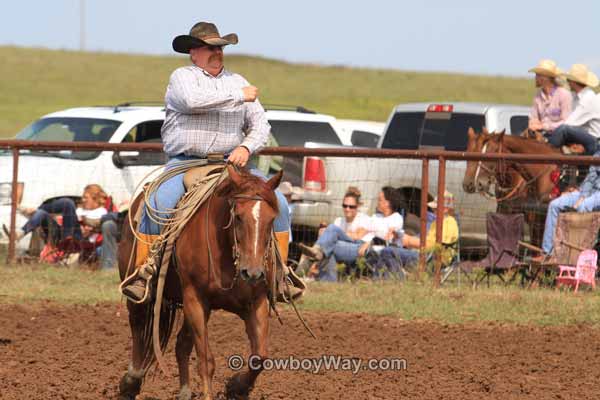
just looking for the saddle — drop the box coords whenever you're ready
[182,154,228,190]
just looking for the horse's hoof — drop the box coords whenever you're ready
[224,373,252,400]
[118,373,142,400]
[178,385,193,400]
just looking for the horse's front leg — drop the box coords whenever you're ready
[117,302,149,400]
[226,294,270,399]
[183,287,215,400]
[175,321,194,400]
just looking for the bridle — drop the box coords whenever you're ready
[472,136,541,202]
[208,193,275,291]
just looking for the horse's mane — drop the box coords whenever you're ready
[217,169,279,212]
[491,133,559,154]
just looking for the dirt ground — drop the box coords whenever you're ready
[1,303,599,400]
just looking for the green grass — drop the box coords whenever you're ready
[2,264,600,326]
[0,45,535,137]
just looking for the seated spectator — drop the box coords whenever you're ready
[4,184,107,244]
[527,59,572,135]
[534,140,600,260]
[3,184,113,265]
[388,191,459,269]
[79,194,130,270]
[548,64,600,148]
[298,186,404,281]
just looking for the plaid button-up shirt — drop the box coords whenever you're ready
[161,65,270,157]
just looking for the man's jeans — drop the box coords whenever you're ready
[139,156,290,235]
[97,220,118,269]
[548,125,598,155]
[542,190,600,253]
[315,224,364,282]
[22,197,81,240]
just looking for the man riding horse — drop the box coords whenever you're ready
[121,21,296,303]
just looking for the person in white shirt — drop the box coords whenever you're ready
[548,64,600,149]
[298,186,405,281]
[3,184,108,244]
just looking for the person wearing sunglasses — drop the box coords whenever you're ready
[299,186,405,281]
[122,21,295,302]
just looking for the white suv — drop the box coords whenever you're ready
[0,103,347,253]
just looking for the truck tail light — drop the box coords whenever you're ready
[303,157,326,191]
[427,104,454,113]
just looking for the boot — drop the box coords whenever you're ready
[298,243,324,261]
[275,231,305,302]
[120,233,159,304]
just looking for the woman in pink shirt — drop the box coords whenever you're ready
[528,59,572,133]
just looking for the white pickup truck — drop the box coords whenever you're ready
[299,102,530,248]
[0,103,381,254]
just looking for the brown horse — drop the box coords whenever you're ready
[117,165,284,400]
[463,127,559,201]
[463,128,560,246]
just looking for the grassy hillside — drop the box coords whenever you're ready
[0,46,534,137]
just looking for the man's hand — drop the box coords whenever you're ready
[242,86,259,102]
[229,146,250,167]
[574,196,585,209]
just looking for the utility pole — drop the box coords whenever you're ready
[79,0,86,51]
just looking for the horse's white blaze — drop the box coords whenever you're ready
[474,142,488,186]
[251,201,262,257]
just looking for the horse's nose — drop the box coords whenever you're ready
[240,267,265,284]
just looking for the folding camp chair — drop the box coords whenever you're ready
[459,213,527,287]
[520,211,600,287]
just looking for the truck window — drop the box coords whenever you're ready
[15,117,122,161]
[380,112,424,149]
[420,113,485,151]
[123,120,164,143]
[445,113,485,151]
[510,116,528,135]
[381,112,484,151]
[269,121,342,146]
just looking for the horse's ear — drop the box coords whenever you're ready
[265,170,284,191]
[467,127,476,139]
[482,127,489,135]
[227,164,244,188]
[499,130,506,139]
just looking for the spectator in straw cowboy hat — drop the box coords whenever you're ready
[528,59,572,134]
[547,64,600,151]
[121,21,293,302]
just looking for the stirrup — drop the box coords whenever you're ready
[119,262,155,305]
[277,265,306,303]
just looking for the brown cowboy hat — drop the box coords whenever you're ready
[172,22,238,54]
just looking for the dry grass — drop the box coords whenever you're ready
[0,45,534,137]
[1,263,599,326]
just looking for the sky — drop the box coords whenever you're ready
[1,0,599,77]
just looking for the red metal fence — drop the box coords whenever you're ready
[3,139,600,287]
